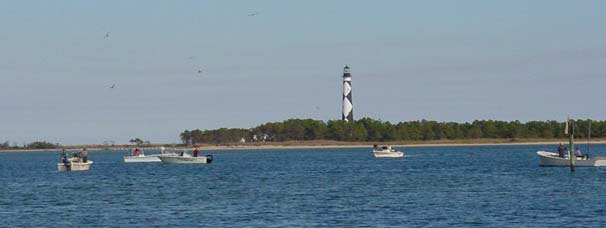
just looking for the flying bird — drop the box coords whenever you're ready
[109,83,116,89]
[105,32,110,38]
[196,69,206,77]
[248,12,259,17]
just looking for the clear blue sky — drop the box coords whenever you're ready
[1,1,605,145]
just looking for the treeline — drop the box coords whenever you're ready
[0,141,62,150]
[179,118,602,144]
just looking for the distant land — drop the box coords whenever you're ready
[178,118,598,145]
[1,117,602,152]
[1,138,605,153]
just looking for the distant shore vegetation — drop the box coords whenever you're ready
[0,141,61,150]
[2,119,600,150]
[180,118,599,144]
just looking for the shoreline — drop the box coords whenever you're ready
[2,139,605,153]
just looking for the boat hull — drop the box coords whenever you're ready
[373,151,405,158]
[124,155,161,163]
[57,161,93,171]
[537,151,606,167]
[158,155,212,164]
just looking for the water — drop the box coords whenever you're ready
[1,144,606,227]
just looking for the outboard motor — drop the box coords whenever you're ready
[206,155,213,163]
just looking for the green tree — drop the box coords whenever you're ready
[0,141,9,149]
[179,118,606,143]
[327,120,347,141]
[180,130,191,145]
[129,138,145,146]
[25,141,61,149]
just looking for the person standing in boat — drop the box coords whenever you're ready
[61,149,71,171]
[557,143,566,158]
[193,147,200,157]
[134,148,141,156]
[81,148,88,163]
[61,148,68,160]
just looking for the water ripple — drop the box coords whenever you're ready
[1,146,606,227]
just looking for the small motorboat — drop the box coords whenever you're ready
[124,148,162,163]
[537,151,606,167]
[158,151,213,164]
[538,119,606,167]
[373,145,404,158]
[57,157,93,171]
[124,154,161,163]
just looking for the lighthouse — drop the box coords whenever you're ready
[342,65,353,122]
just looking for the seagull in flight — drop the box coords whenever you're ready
[109,83,116,89]
[248,12,259,17]
[105,32,110,38]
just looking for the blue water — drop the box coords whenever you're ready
[1,145,606,227]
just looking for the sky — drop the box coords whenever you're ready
[1,1,605,145]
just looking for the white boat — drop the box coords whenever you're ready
[124,147,177,163]
[57,157,94,171]
[124,148,160,163]
[538,118,606,168]
[123,154,161,163]
[537,151,606,167]
[373,145,405,158]
[157,153,213,164]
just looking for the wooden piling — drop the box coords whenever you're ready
[568,119,576,172]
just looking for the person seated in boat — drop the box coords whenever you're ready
[373,144,379,150]
[557,143,566,157]
[574,147,587,159]
[574,148,581,156]
[193,147,200,157]
[73,150,81,159]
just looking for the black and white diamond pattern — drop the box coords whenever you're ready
[342,66,353,122]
